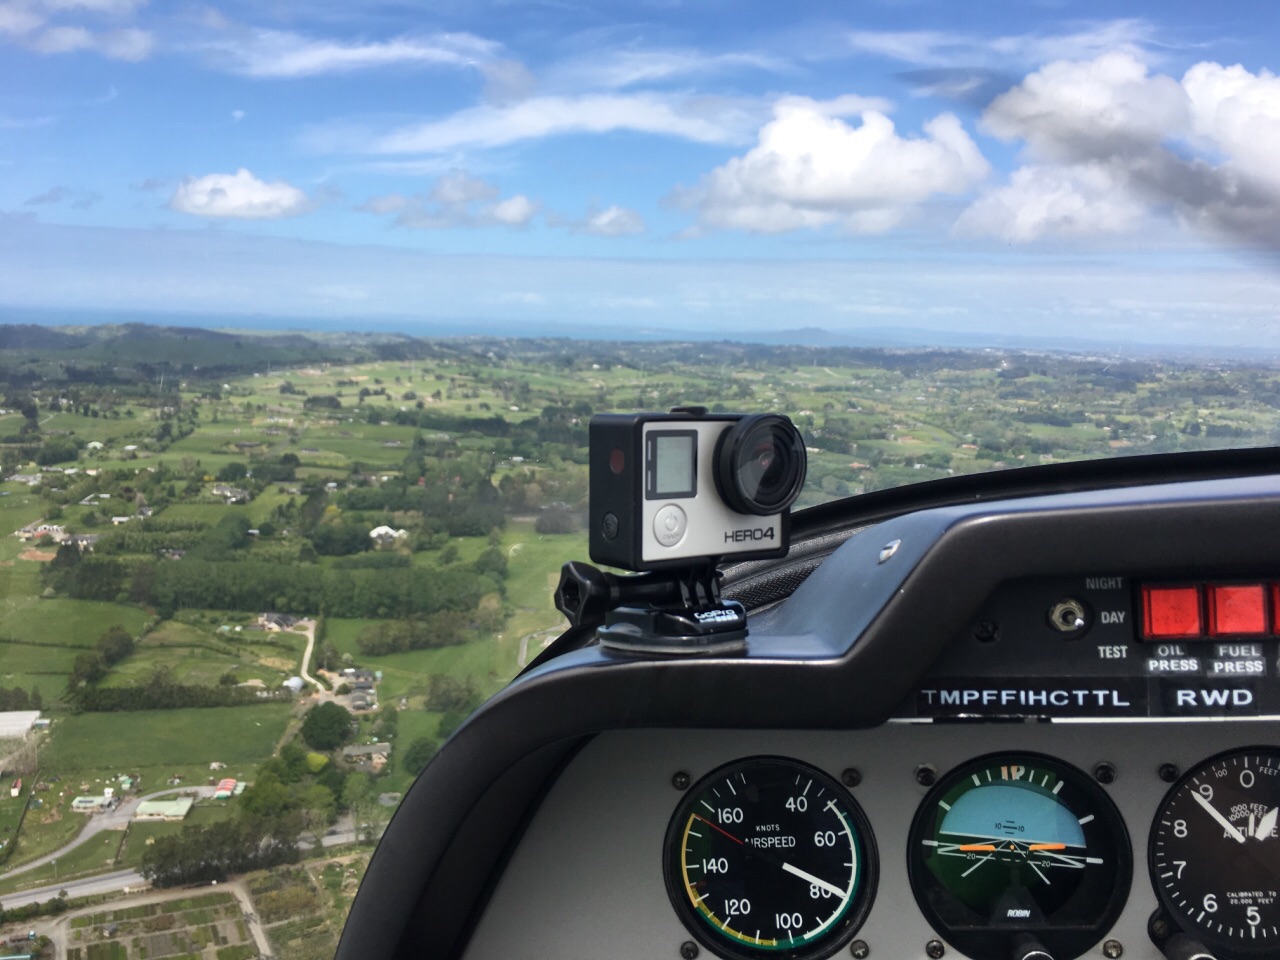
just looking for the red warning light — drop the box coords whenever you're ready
[1141,585,1202,639]
[1208,584,1267,636]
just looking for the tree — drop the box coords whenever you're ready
[71,651,106,684]
[402,737,439,776]
[96,625,135,665]
[301,783,337,831]
[301,702,353,751]
[216,462,248,482]
[238,771,294,820]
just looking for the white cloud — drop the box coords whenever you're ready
[957,53,1280,247]
[551,48,786,91]
[684,96,989,234]
[575,205,646,237]
[0,2,42,34]
[0,0,151,57]
[203,28,498,79]
[24,21,149,58]
[983,51,1188,160]
[429,171,498,206]
[168,169,312,219]
[31,23,88,51]
[95,25,148,59]
[43,0,146,12]
[231,109,245,122]
[363,173,537,229]
[0,113,55,128]
[368,93,758,154]
[954,164,1145,241]
[847,19,1156,69]
[1183,62,1280,190]
[489,194,537,226]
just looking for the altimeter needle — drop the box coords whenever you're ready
[1256,807,1278,840]
[782,862,846,899]
[1191,790,1247,843]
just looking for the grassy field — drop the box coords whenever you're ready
[0,584,152,648]
[43,705,294,771]
[103,621,286,689]
[0,825,125,894]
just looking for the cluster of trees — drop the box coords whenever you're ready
[140,815,300,887]
[0,894,68,925]
[71,666,287,712]
[69,625,136,685]
[50,555,500,620]
[424,674,484,741]
[354,612,472,655]
[0,684,42,710]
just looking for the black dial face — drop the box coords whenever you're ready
[908,753,1131,960]
[664,757,877,960]
[1150,748,1280,957]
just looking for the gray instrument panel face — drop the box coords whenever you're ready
[462,721,1279,960]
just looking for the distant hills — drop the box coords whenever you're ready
[2,306,1276,366]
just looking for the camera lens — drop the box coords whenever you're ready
[714,414,807,516]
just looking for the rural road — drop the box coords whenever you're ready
[297,618,324,693]
[2,787,217,880]
[0,867,144,910]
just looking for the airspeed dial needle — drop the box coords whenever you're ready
[781,862,845,899]
[692,814,744,845]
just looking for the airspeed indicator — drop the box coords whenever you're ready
[663,757,877,960]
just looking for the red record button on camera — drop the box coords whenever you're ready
[1207,584,1267,636]
[1141,585,1202,639]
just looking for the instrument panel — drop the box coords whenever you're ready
[461,723,1280,960]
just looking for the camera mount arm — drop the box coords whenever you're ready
[554,559,748,656]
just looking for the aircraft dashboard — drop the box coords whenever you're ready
[337,459,1280,960]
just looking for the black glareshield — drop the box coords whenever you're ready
[713,414,808,517]
[588,409,806,572]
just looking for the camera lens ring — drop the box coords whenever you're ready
[713,414,807,517]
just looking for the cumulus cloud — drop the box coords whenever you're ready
[366,93,758,154]
[959,51,1280,246]
[202,28,497,79]
[1183,62,1280,190]
[983,51,1188,160]
[168,169,312,219]
[362,173,537,229]
[954,164,1145,241]
[489,195,537,226]
[682,95,989,234]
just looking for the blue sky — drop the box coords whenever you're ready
[4,0,1280,347]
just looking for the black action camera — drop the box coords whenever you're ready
[588,408,808,572]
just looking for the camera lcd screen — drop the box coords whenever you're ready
[648,431,696,499]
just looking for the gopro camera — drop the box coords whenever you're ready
[589,408,807,571]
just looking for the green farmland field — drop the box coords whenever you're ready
[43,704,294,771]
